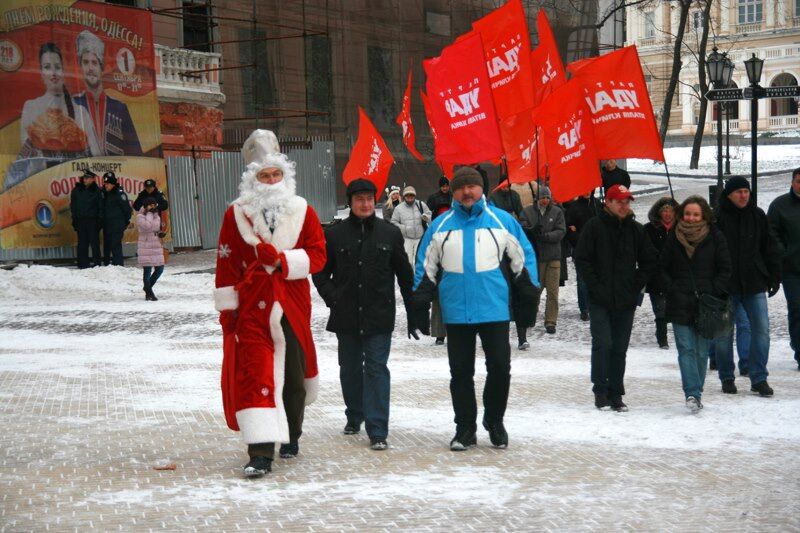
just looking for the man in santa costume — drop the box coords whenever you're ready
[214,129,326,478]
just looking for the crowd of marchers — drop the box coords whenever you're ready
[209,129,799,479]
[70,170,169,300]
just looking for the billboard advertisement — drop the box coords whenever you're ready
[0,0,165,249]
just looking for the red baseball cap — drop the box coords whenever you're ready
[605,184,634,201]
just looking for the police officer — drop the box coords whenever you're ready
[101,171,132,266]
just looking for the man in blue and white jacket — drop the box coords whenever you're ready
[411,166,539,451]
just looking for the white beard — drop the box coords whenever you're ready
[235,157,298,229]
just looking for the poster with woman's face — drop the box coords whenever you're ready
[0,0,166,249]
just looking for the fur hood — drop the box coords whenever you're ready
[647,196,679,225]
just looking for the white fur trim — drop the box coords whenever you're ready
[304,375,319,406]
[282,249,310,280]
[213,286,238,311]
[235,301,290,444]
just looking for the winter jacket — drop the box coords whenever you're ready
[102,185,133,233]
[133,187,169,213]
[489,188,524,219]
[767,188,800,276]
[659,227,731,325]
[715,195,781,295]
[70,181,103,223]
[564,195,602,248]
[413,196,539,325]
[519,203,566,263]
[427,191,452,220]
[601,167,631,192]
[643,197,679,293]
[313,213,414,335]
[391,199,431,240]
[136,210,165,267]
[574,209,658,311]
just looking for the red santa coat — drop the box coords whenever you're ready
[213,196,326,444]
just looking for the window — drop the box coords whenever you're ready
[305,35,333,123]
[425,11,451,36]
[796,0,800,16]
[691,11,704,31]
[182,1,212,52]
[738,0,762,24]
[367,46,395,126]
[644,11,655,38]
[239,29,276,117]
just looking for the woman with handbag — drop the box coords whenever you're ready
[659,196,732,413]
[136,197,166,301]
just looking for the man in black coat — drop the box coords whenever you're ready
[564,190,602,321]
[70,170,104,269]
[574,185,657,412]
[133,179,169,216]
[312,179,415,451]
[714,176,782,396]
[427,176,452,220]
[101,172,133,266]
[601,159,631,194]
[767,167,800,370]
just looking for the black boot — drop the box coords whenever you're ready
[655,319,668,349]
[143,283,153,301]
[243,456,272,478]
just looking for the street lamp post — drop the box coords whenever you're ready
[744,53,765,204]
[724,101,731,175]
[706,47,734,204]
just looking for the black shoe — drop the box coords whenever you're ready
[709,360,717,370]
[369,438,388,451]
[721,379,737,394]
[243,456,272,478]
[580,311,589,322]
[343,421,361,435]
[594,392,610,410]
[740,367,749,377]
[279,442,298,458]
[545,325,556,334]
[609,396,628,412]
[518,340,530,350]
[658,343,669,350]
[435,337,445,345]
[482,419,508,449]
[449,428,477,451]
[750,381,774,397]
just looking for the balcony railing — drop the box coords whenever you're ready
[793,16,800,27]
[155,44,226,106]
[727,44,800,64]
[735,22,763,33]
[711,119,739,133]
[639,37,656,47]
[768,115,799,128]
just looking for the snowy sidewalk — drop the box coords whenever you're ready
[2,174,799,531]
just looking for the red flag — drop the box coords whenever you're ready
[500,112,548,183]
[343,107,395,199]
[472,0,535,119]
[421,89,453,178]
[423,32,503,165]
[530,9,566,108]
[396,70,425,161]
[567,46,665,161]
[535,80,602,203]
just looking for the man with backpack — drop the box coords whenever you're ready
[391,186,431,268]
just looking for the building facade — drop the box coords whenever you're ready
[627,1,800,137]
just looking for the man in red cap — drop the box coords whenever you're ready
[574,185,657,412]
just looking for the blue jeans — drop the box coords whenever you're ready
[336,332,392,440]
[143,266,164,288]
[783,273,800,361]
[716,293,770,384]
[673,324,709,400]
[708,301,750,371]
[575,264,589,313]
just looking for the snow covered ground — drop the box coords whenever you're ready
[1,172,799,530]
[627,143,800,177]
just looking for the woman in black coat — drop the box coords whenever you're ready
[644,196,678,348]
[659,196,731,413]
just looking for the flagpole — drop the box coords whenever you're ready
[535,126,541,197]
[662,160,675,199]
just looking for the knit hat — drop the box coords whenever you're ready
[538,186,552,200]
[451,167,483,191]
[723,176,750,197]
[347,179,377,201]
[438,176,449,187]
[103,171,117,185]
[402,186,416,197]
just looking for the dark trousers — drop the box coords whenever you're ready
[336,332,392,440]
[445,321,511,431]
[103,229,124,266]
[589,304,635,397]
[75,218,101,269]
[649,293,667,346]
[143,266,164,288]
[783,273,800,361]
[248,317,307,459]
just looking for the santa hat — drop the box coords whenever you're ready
[238,129,296,189]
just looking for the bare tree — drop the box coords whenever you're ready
[659,0,693,143]
[688,0,715,168]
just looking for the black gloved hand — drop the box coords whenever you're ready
[410,279,434,337]
[768,282,781,298]
[532,225,543,239]
[511,267,540,328]
[157,231,167,239]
